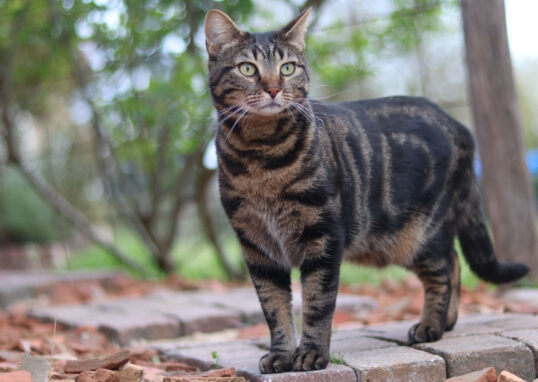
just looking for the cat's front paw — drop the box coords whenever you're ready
[292,347,329,371]
[407,322,443,344]
[259,351,293,374]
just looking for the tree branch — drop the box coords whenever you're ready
[0,3,148,276]
[0,100,148,275]
[160,150,199,255]
[68,45,164,269]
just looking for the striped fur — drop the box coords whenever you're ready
[204,8,529,373]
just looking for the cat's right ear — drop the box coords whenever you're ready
[204,9,244,57]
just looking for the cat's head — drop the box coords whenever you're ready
[204,8,311,118]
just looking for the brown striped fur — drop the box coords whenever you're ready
[204,8,529,373]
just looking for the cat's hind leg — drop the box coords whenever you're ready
[445,252,460,331]
[407,227,456,344]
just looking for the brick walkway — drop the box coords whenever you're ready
[4,271,537,381]
[0,270,121,307]
[28,288,376,345]
[153,313,538,382]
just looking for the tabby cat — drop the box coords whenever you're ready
[204,8,529,373]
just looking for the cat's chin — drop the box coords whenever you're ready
[251,103,287,117]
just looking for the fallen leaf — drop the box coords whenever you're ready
[65,350,130,373]
[77,368,120,382]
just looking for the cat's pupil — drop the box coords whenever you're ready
[281,62,295,76]
[239,62,256,77]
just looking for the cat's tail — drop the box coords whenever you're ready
[457,183,529,284]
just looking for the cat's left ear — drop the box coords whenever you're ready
[279,7,312,52]
[205,9,245,57]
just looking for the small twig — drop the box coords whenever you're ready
[161,151,199,254]
[51,318,57,356]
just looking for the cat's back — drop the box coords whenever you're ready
[309,95,476,261]
[311,95,474,162]
[313,96,459,133]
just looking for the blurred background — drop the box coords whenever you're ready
[0,0,537,287]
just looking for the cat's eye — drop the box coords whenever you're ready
[280,62,296,76]
[239,62,257,77]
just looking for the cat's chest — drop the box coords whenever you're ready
[245,198,304,263]
[228,164,298,199]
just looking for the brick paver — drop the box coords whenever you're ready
[343,346,446,382]
[111,292,244,335]
[8,273,536,382]
[246,364,357,382]
[500,329,538,377]
[443,313,538,340]
[164,340,267,370]
[415,334,535,380]
[29,287,375,345]
[162,341,356,382]
[501,288,538,308]
[186,288,377,325]
[0,270,121,308]
[152,312,538,381]
[358,319,414,344]
[29,303,181,345]
[330,331,397,354]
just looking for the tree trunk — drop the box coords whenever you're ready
[195,166,242,280]
[461,0,538,280]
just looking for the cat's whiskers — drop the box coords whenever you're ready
[217,105,239,118]
[308,83,329,91]
[285,106,297,124]
[300,88,355,102]
[218,105,244,125]
[291,101,325,127]
[291,102,315,124]
[225,107,249,142]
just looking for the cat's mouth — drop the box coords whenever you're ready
[254,101,286,116]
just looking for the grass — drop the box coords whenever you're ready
[329,353,345,365]
[64,228,513,289]
[65,229,244,280]
[456,240,482,289]
[66,230,161,277]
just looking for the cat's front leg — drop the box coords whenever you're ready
[243,247,296,374]
[295,237,343,371]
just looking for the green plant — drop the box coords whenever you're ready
[0,167,69,244]
[210,350,221,367]
[330,353,345,365]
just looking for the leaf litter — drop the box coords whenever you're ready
[0,273,536,381]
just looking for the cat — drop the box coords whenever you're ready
[203,7,529,373]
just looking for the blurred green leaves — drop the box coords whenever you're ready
[0,0,455,275]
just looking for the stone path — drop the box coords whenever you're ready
[152,313,538,382]
[0,270,121,308]
[28,288,377,345]
[4,271,538,381]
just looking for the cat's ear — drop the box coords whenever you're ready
[279,7,312,52]
[204,9,245,56]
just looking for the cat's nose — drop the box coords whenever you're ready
[265,87,281,99]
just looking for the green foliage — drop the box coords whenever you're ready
[339,264,409,286]
[329,353,345,365]
[455,240,482,289]
[67,228,161,277]
[210,350,221,368]
[383,0,444,52]
[1,0,462,278]
[0,167,68,243]
[69,230,487,290]
[306,0,454,97]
